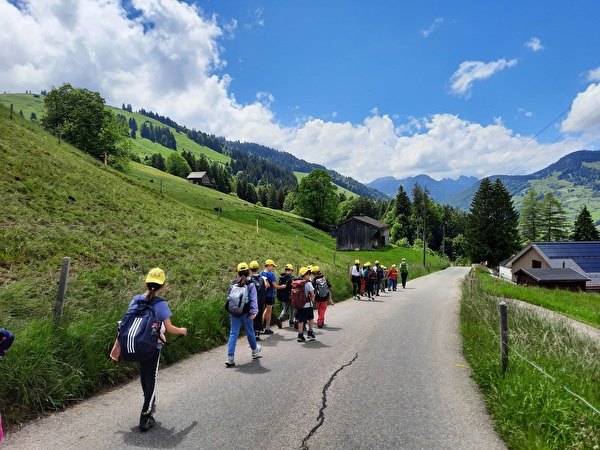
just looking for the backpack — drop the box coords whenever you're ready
[314,276,330,299]
[277,272,292,302]
[248,274,266,304]
[225,282,250,317]
[118,296,165,362]
[400,262,408,273]
[367,269,378,281]
[290,278,309,309]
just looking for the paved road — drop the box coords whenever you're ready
[4,267,506,449]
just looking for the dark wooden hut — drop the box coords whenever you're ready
[334,216,390,251]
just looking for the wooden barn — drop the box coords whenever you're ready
[187,171,212,187]
[514,268,590,292]
[334,216,390,251]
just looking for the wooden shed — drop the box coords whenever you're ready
[187,171,212,187]
[334,216,390,251]
[514,268,590,292]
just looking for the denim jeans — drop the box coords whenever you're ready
[388,279,397,290]
[228,314,257,357]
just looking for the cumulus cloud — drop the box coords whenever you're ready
[0,0,597,184]
[524,37,544,52]
[561,83,600,134]
[449,58,518,98]
[588,66,600,82]
[421,18,444,38]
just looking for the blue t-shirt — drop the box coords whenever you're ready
[261,270,277,298]
[129,294,172,348]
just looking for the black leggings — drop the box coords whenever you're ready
[351,276,361,296]
[139,348,161,413]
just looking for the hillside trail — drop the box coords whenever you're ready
[3,267,506,449]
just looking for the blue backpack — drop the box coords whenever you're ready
[118,295,165,362]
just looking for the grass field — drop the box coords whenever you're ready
[461,270,600,449]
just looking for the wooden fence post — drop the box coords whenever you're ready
[499,301,509,375]
[54,257,71,323]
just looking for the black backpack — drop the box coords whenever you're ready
[277,272,293,302]
[118,296,164,362]
[248,273,266,304]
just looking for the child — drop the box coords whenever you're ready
[312,266,334,328]
[294,267,316,342]
[225,262,262,367]
[110,268,187,431]
[276,263,294,328]
[0,329,15,359]
[387,264,398,291]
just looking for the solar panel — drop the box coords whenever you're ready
[535,242,600,273]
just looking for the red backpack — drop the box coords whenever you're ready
[290,278,308,309]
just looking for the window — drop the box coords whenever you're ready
[532,260,542,268]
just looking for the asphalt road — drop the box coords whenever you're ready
[4,266,506,450]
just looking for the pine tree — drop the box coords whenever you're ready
[571,205,600,241]
[519,188,541,242]
[465,178,520,266]
[540,192,568,241]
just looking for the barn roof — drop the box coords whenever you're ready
[534,242,600,273]
[187,171,209,179]
[514,268,590,282]
[336,215,390,230]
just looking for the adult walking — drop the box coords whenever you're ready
[350,259,362,300]
[399,258,409,289]
[225,262,262,367]
[109,268,187,431]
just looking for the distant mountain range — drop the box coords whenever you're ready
[368,150,600,221]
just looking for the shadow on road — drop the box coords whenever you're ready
[117,420,198,448]
[234,358,271,375]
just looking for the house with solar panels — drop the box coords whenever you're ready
[503,242,600,292]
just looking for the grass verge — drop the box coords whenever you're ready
[461,270,600,449]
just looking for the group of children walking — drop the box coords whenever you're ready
[350,258,409,300]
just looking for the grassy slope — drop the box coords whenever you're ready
[0,104,442,426]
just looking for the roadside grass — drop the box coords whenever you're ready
[0,105,449,428]
[461,271,600,449]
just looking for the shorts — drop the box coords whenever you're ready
[295,306,314,323]
[264,296,275,306]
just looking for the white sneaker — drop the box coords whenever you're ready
[225,356,235,367]
[252,345,262,358]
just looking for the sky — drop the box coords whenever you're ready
[1,0,600,184]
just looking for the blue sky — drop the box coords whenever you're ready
[2,0,600,183]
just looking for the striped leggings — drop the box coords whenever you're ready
[139,348,161,413]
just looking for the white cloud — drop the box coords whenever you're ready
[1,1,597,185]
[449,58,518,98]
[561,83,600,134]
[421,18,444,38]
[588,67,600,82]
[524,37,544,52]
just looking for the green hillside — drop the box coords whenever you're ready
[0,104,439,427]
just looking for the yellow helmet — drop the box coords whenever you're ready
[299,267,311,276]
[145,268,165,285]
[237,262,249,272]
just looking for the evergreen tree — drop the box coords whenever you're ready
[519,188,541,242]
[465,178,520,267]
[571,205,600,241]
[540,192,568,241]
[150,153,166,171]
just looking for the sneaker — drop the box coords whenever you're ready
[317,323,323,329]
[297,333,306,342]
[276,317,282,329]
[252,345,262,358]
[225,356,235,367]
[263,328,274,335]
[307,331,316,341]
[289,321,295,328]
[139,412,156,431]
[293,321,299,330]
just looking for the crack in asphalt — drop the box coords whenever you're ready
[301,353,359,450]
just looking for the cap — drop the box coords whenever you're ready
[145,268,165,285]
[365,262,371,267]
[311,265,320,274]
[375,260,380,265]
[402,258,406,262]
[249,260,260,269]
[237,262,249,272]
[299,267,311,276]
[392,264,397,268]
[307,265,313,271]
[265,259,277,267]
[285,263,293,270]
[355,259,360,264]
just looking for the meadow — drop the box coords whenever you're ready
[461,269,600,449]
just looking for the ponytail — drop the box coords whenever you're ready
[145,282,162,302]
